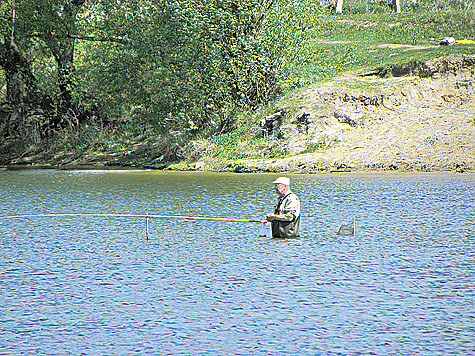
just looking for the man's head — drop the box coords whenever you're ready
[272,177,290,196]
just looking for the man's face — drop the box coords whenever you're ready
[274,183,286,196]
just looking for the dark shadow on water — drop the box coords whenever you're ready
[270,236,299,241]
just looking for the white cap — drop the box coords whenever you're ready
[272,177,290,186]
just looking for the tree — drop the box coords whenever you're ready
[78,0,278,133]
[0,1,42,105]
[0,0,91,139]
[334,0,402,13]
[0,0,281,142]
[336,0,343,13]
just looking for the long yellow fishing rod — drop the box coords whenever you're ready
[3,213,266,224]
[2,213,268,239]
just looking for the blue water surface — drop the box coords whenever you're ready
[0,170,474,355]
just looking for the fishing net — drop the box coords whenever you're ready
[337,218,355,236]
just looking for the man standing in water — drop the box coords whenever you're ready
[266,177,300,238]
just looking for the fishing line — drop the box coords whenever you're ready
[1,213,267,239]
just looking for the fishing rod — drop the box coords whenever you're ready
[2,213,267,239]
[3,213,266,223]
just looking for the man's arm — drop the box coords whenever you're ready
[266,213,293,222]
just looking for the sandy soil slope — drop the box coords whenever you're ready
[244,57,475,173]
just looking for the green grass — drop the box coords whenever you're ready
[278,11,475,91]
[314,12,475,44]
[207,122,287,161]
[298,135,339,154]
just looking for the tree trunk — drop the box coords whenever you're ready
[336,0,344,13]
[0,37,41,105]
[52,41,75,112]
[393,0,401,13]
[42,1,84,113]
[0,36,54,141]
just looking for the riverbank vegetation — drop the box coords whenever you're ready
[1,0,474,169]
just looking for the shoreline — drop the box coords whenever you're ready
[1,161,473,174]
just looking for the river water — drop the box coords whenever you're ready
[0,170,474,355]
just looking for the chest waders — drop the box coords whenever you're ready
[271,193,300,238]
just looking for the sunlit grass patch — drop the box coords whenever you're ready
[298,135,340,154]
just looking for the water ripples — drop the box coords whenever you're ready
[1,170,474,355]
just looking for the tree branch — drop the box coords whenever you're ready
[68,35,130,45]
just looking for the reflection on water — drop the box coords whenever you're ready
[1,170,474,355]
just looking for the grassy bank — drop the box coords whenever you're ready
[2,10,475,170]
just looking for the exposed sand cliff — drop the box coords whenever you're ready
[242,55,475,173]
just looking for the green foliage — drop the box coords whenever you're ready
[264,0,324,88]
[1,0,283,136]
[188,118,287,161]
[209,122,255,159]
[75,0,279,133]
